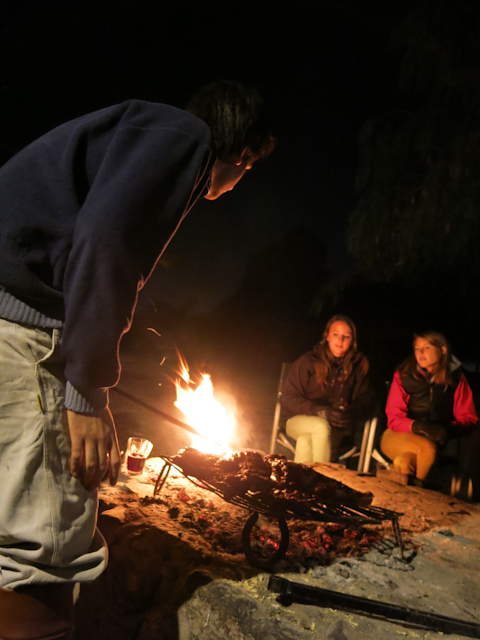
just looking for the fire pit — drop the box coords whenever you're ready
[154,449,404,568]
[114,361,405,570]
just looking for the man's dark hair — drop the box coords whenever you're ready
[186,80,274,162]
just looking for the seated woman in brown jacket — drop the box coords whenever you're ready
[281,315,372,464]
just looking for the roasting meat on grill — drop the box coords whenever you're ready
[170,449,373,509]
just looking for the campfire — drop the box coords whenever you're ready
[85,363,474,640]
[173,354,234,456]
[144,357,404,568]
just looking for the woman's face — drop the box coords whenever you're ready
[414,337,446,372]
[326,321,353,358]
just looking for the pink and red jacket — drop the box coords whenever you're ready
[386,368,478,433]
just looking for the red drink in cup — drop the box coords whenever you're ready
[124,437,153,474]
[127,452,146,473]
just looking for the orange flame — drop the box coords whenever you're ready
[174,357,234,456]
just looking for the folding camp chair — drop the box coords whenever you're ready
[269,362,389,473]
[269,362,295,456]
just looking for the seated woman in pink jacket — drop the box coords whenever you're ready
[381,331,479,494]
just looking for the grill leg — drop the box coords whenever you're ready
[391,514,404,559]
[241,512,290,569]
[153,462,172,496]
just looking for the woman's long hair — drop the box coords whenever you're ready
[398,331,452,385]
[313,314,365,388]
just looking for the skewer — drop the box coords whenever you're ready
[111,386,222,448]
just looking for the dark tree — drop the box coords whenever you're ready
[348,0,480,292]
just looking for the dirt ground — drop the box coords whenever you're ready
[74,457,480,640]
[94,356,480,639]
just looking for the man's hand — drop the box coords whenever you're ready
[67,408,121,491]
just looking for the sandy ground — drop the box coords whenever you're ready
[95,356,480,639]
[84,459,480,640]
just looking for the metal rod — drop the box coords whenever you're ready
[392,514,404,558]
[268,576,480,638]
[270,362,290,455]
[357,418,370,472]
[111,386,204,439]
[363,416,377,473]
[242,511,290,569]
[153,461,172,497]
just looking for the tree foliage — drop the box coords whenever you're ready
[348,0,480,289]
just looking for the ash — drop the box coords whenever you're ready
[143,471,385,570]
[73,462,479,640]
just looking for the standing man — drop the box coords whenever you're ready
[0,80,273,638]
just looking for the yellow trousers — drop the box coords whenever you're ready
[380,428,438,481]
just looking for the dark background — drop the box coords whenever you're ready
[1,0,479,451]
[0,0,402,298]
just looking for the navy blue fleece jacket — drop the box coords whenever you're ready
[0,100,214,412]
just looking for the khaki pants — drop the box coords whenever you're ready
[380,428,437,480]
[0,319,107,589]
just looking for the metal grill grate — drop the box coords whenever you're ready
[153,454,405,568]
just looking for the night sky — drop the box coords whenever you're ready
[1,0,408,312]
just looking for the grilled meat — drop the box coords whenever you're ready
[171,449,373,509]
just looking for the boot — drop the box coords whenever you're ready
[0,583,74,640]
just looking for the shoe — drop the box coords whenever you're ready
[0,584,74,640]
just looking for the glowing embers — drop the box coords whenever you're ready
[174,354,234,457]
